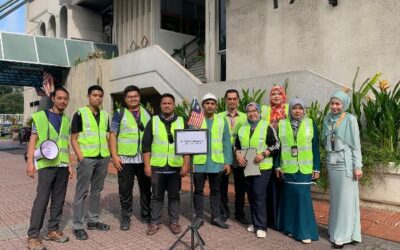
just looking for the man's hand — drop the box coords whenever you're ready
[236,151,247,167]
[144,165,152,177]
[181,164,189,177]
[223,164,231,175]
[112,156,123,172]
[26,162,36,178]
[68,166,76,180]
[312,171,320,180]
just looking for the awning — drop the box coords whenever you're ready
[0,32,118,87]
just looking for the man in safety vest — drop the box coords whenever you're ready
[71,85,111,240]
[193,93,232,229]
[109,85,152,230]
[218,89,248,224]
[142,93,190,236]
[26,87,75,250]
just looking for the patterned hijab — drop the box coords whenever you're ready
[269,85,287,128]
[246,102,261,131]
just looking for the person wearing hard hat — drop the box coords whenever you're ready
[26,87,75,250]
[193,93,233,229]
[70,85,111,240]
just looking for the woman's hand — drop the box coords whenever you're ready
[354,168,363,181]
[312,171,320,180]
[253,154,264,164]
[275,169,284,179]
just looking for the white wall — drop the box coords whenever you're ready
[226,0,400,87]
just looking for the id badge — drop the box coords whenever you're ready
[291,146,298,157]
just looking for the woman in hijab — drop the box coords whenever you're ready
[276,98,320,244]
[322,91,363,249]
[234,102,280,238]
[260,85,289,229]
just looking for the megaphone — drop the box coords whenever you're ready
[34,140,59,160]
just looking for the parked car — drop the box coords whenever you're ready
[0,123,12,136]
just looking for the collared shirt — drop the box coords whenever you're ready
[224,110,239,131]
[193,117,233,173]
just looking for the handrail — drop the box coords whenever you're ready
[171,36,200,58]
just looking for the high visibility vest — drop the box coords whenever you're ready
[260,104,289,123]
[77,106,110,157]
[237,120,273,170]
[193,115,225,164]
[117,107,150,156]
[218,111,247,145]
[278,118,314,174]
[150,115,184,167]
[32,111,70,169]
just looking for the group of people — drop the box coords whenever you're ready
[25,84,363,250]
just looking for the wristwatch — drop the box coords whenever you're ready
[261,151,267,158]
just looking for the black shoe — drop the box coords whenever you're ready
[235,217,248,225]
[211,218,230,229]
[221,213,229,222]
[193,218,204,229]
[140,217,151,224]
[73,229,88,240]
[120,217,131,231]
[87,222,110,231]
[331,243,344,249]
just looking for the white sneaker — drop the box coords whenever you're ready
[256,230,266,238]
[302,239,311,244]
[247,224,255,232]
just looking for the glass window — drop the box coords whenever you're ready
[218,0,226,51]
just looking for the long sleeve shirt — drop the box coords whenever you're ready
[193,117,233,173]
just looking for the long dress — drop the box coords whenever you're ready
[277,122,320,241]
[325,115,362,244]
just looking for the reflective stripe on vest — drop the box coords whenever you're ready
[150,116,184,167]
[237,120,273,170]
[117,107,150,156]
[77,106,110,157]
[32,111,70,169]
[193,115,225,164]
[261,104,289,123]
[278,118,314,174]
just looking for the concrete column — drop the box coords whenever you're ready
[205,0,218,82]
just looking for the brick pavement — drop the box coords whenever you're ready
[0,140,399,249]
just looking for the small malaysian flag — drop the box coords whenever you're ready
[187,97,204,129]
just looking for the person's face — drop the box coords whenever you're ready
[226,92,239,111]
[270,90,283,105]
[246,105,259,121]
[160,97,174,115]
[124,90,140,109]
[329,98,343,114]
[203,100,217,115]
[52,91,69,111]
[291,104,304,120]
[88,90,103,107]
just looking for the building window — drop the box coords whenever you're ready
[218,0,226,51]
[220,53,226,81]
[161,0,205,36]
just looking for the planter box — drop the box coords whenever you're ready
[312,163,400,211]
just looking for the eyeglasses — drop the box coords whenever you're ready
[168,133,174,144]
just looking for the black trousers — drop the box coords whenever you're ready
[150,170,181,225]
[247,170,271,230]
[118,163,151,222]
[194,172,222,220]
[27,167,69,238]
[220,166,247,219]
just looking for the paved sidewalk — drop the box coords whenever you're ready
[0,140,399,249]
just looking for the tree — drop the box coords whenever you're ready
[0,86,24,114]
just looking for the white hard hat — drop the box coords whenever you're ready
[201,93,218,104]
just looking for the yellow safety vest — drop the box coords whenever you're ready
[237,120,273,170]
[150,115,184,167]
[193,115,225,164]
[117,107,150,156]
[218,111,247,145]
[77,106,110,157]
[278,118,314,174]
[32,111,70,169]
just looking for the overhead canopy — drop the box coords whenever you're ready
[0,32,118,87]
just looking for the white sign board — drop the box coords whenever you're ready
[175,129,208,155]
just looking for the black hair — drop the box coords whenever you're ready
[123,85,140,97]
[51,87,69,98]
[224,89,240,99]
[160,93,175,103]
[87,85,104,95]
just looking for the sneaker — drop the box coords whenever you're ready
[332,242,344,249]
[146,224,159,235]
[27,237,46,250]
[247,224,255,233]
[44,231,69,243]
[302,239,311,244]
[87,222,110,231]
[73,229,88,241]
[120,217,131,231]
[256,229,266,238]
[169,223,181,234]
